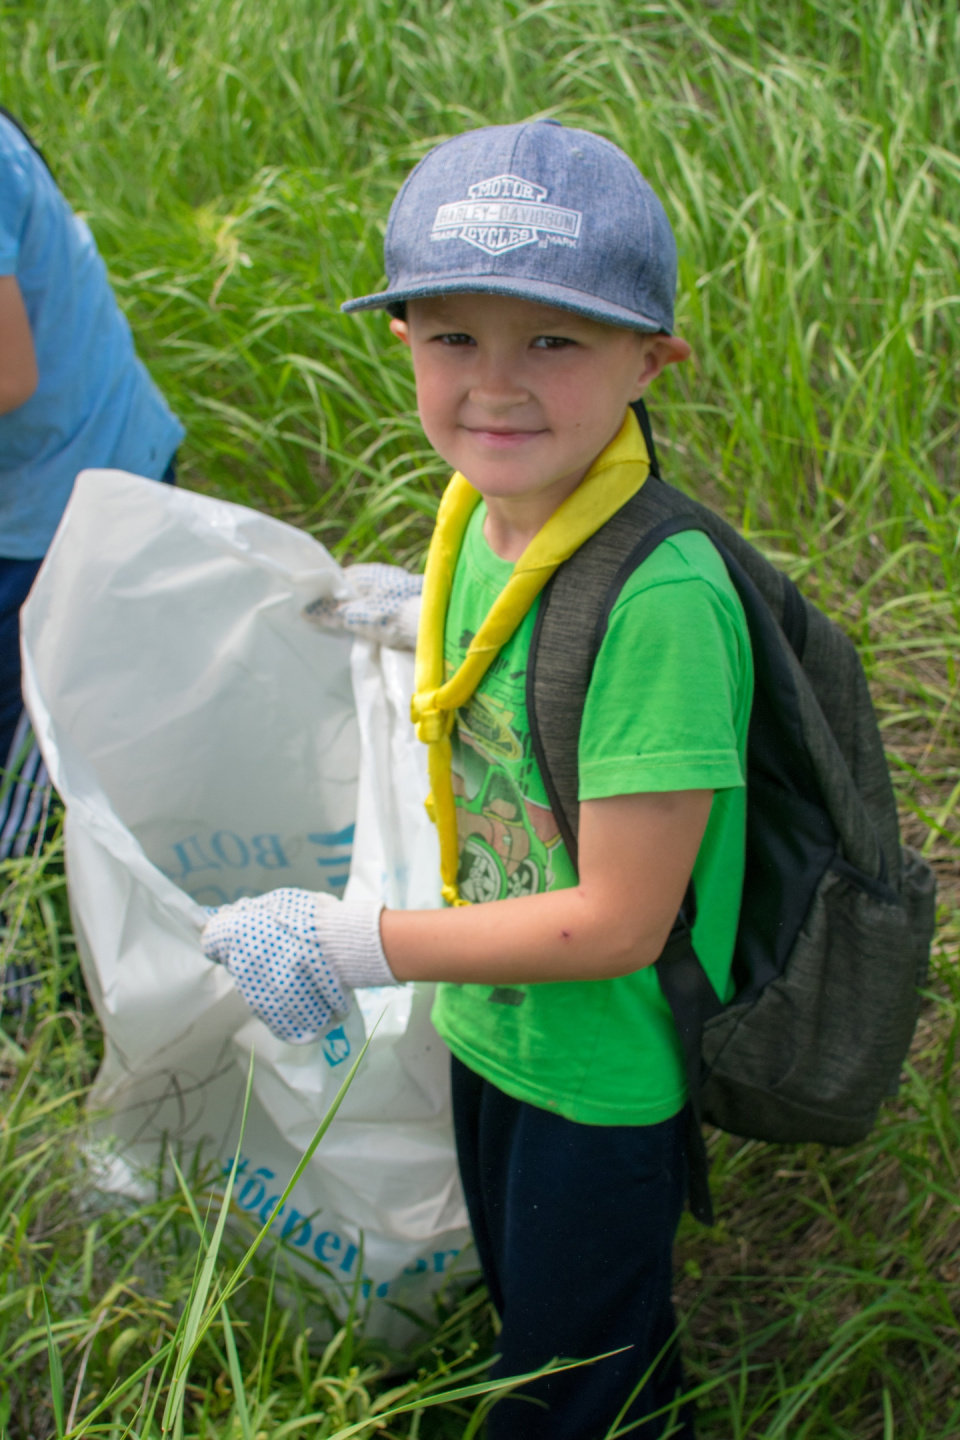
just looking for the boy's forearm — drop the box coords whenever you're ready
[380,788,714,986]
[380,886,671,985]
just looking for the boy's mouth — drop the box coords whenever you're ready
[466,427,547,448]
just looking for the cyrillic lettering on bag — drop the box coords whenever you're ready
[237,1166,275,1212]
[251,833,290,869]
[313,1230,342,1264]
[210,831,250,868]
[280,1209,312,1248]
[170,835,221,878]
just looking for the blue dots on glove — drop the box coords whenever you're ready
[202,889,350,1044]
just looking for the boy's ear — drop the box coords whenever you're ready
[389,317,411,346]
[631,335,691,399]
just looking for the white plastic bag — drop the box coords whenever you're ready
[21,469,469,1341]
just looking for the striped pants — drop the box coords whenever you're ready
[0,555,50,861]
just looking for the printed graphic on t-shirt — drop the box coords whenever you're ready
[450,639,563,905]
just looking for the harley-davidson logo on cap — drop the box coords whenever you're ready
[430,173,582,256]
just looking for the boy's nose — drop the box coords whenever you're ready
[468,365,531,413]
[468,386,530,413]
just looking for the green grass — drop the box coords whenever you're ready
[1,0,958,1434]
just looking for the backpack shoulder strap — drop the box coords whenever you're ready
[526,476,686,866]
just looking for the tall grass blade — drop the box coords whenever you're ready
[222,1304,253,1440]
[272,1352,622,1440]
[40,1283,64,1440]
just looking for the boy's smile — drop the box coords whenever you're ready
[391,293,689,560]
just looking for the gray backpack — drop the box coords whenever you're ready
[527,401,936,1223]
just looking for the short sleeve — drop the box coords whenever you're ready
[578,536,752,799]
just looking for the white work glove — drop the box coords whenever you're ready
[305,563,423,651]
[201,889,396,1044]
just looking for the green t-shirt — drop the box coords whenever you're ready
[430,502,754,1125]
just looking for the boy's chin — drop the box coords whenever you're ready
[458,465,572,502]
[448,442,587,502]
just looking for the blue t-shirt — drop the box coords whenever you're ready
[0,116,185,559]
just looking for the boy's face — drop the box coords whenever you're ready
[390,293,689,504]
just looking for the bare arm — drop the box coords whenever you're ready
[0,275,39,414]
[381,788,713,985]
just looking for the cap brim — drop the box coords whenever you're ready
[341,275,668,334]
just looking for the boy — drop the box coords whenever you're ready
[204,120,753,1439]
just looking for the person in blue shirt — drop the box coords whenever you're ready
[0,108,184,854]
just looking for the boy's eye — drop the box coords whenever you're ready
[531,335,576,349]
[435,332,476,346]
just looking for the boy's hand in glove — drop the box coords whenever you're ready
[305,563,422,651]
[201,889,396,1044]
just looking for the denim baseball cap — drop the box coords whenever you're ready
[342,120,677,334]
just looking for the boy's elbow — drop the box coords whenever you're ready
[562,889,676,978]
[593,916,671,978]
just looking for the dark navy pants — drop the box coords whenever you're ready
[451,1055,694,1440]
